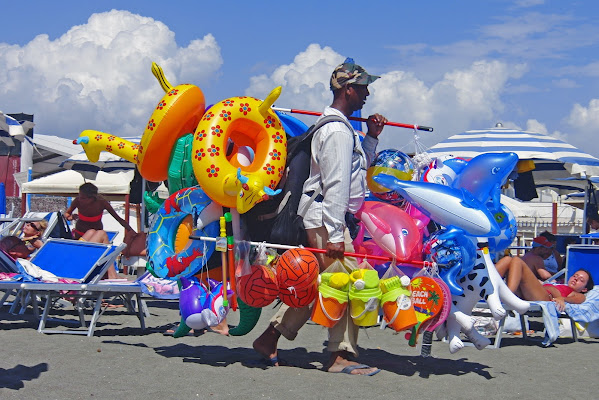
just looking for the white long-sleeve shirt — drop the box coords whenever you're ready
[299,106,378,243]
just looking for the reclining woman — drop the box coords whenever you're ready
[64,182,133,243]
[19,219,48,251]
[496,255,594,311]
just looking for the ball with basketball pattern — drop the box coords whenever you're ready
[236,264,279,308]
[276,248,319,308]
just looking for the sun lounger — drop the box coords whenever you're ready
[0,239,147,336]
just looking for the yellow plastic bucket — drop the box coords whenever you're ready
[311,284,349,328]
[349,286,381,327]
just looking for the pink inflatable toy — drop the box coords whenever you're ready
[403,203,430,236]
[355,201,423,262]
[352,223,388,266]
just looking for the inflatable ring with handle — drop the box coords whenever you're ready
[147,186,221,280]
[191,87,286,213]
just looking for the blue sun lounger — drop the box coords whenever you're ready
[1,238,147,336]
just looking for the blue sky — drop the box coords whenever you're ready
[2,0,599,156]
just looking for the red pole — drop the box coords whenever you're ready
[272,107,433,132]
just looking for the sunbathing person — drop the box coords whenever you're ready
[64,182,133,243]
[497,235,554,280]
[0,236,34,260]
[19,220,48,251]
[496,255,594,311]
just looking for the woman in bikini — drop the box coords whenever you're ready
[64,182,133,243]
[496,255,594,311]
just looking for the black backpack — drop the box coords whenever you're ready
[244,115,353,246]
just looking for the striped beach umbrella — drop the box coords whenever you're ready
[427,127,599,177]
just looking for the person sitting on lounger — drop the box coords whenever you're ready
[19,220,48,251]
[0,236,34,260]
[64,182,133,243]
[496,255,594,311]
[497,235,554,281]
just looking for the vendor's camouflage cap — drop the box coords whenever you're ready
[330,59,380,90]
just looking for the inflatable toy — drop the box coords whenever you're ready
[228,298,262,336]
[275,111,309,137]
[452,152,518,209]
[75,63,206,182]
[179,277,233,331]
[277,248,319,308]
[147,186,221,280]
[192,87,285,213]
[367,149,414,205]
[421,156,468,186]
[236,264,279,308]
[352,223,389,266]
[354,201,422,262]
[168,134,199,193]
[373,175,500,238]
[403,203,430,236]
[438,242,530,353]
[487,202,517,254]
[423,229,477,296]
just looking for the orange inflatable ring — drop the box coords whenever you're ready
[191,86,286,213]
[138,63,205,182]
[74,63,205,183]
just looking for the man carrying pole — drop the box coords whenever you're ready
[252,58,387,376]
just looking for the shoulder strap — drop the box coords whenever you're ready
[297,115,355,218]
[299,115,354,145]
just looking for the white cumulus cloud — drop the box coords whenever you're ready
[247,44,527,153]
[0,9,223,139]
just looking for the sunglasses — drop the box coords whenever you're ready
[27,222,41,232]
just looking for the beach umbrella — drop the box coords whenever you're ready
[427,126,599,177]
[60,151,135,180]
[428,126,599,231]
[0,111,34,146]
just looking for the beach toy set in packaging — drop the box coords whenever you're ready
[349,267,382,326]
[378,263,418,332]
[311,260,351,328]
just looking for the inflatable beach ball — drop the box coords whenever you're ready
[367,149,414,205]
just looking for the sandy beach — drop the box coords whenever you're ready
[1,296,598,400]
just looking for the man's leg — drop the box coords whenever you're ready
[307,226,378,375]
[253,291,313,364]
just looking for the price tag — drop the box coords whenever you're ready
[216,237,227,252]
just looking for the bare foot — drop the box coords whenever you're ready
[325,352,379,375]
[210,320,230,336]
[252,324,281,364]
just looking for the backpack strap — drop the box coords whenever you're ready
[297,115,355,218]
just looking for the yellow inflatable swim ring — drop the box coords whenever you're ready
[75,63,205,183]
[192,87,286,213]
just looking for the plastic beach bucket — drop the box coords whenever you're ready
[311,283,349,328]
[381,289,417,332]
[349,287,381,326]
